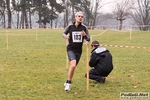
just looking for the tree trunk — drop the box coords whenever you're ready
[119,20,123,30]
[92,1,98,26]
[2,3,6,28]
[20,12,25,29]
[25,12,29,29]
[65,9,68,27]
[65,0,68,27]
[17,11,20,29]
[63,13,66,28]
[71,4,75,23]
[50,14,52,29]
[2,12,6,28]
[6,0,11,28]
[38,12,42,28]
[29,8,32,29]
[50,6,54,29]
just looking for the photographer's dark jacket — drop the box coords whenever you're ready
[89,46,113,72]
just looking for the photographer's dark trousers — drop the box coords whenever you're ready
[86,68,111,82]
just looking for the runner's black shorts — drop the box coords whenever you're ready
[67,51,81,65]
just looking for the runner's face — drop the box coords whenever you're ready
[75,13,83,23]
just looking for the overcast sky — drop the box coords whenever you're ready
[100,0,119,13]
[56,0,121,13]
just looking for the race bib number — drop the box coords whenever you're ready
[72,31,82,43]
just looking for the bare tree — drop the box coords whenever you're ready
[90,0,104,26]
[131,0,150,31]
[112,0,133,30]
[6,0,12,28]
[0,0,6,28]
[62,0,93,27]
[64,0,69,27]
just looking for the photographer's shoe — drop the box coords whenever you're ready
[99,77,106,84]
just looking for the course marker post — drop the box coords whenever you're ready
[86,42,89,90]
[66,39,69,70]
[5,30,8,50]
[130,26,132,39]
[36,28,37,41]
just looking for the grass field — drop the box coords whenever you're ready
[0,29,150,100]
